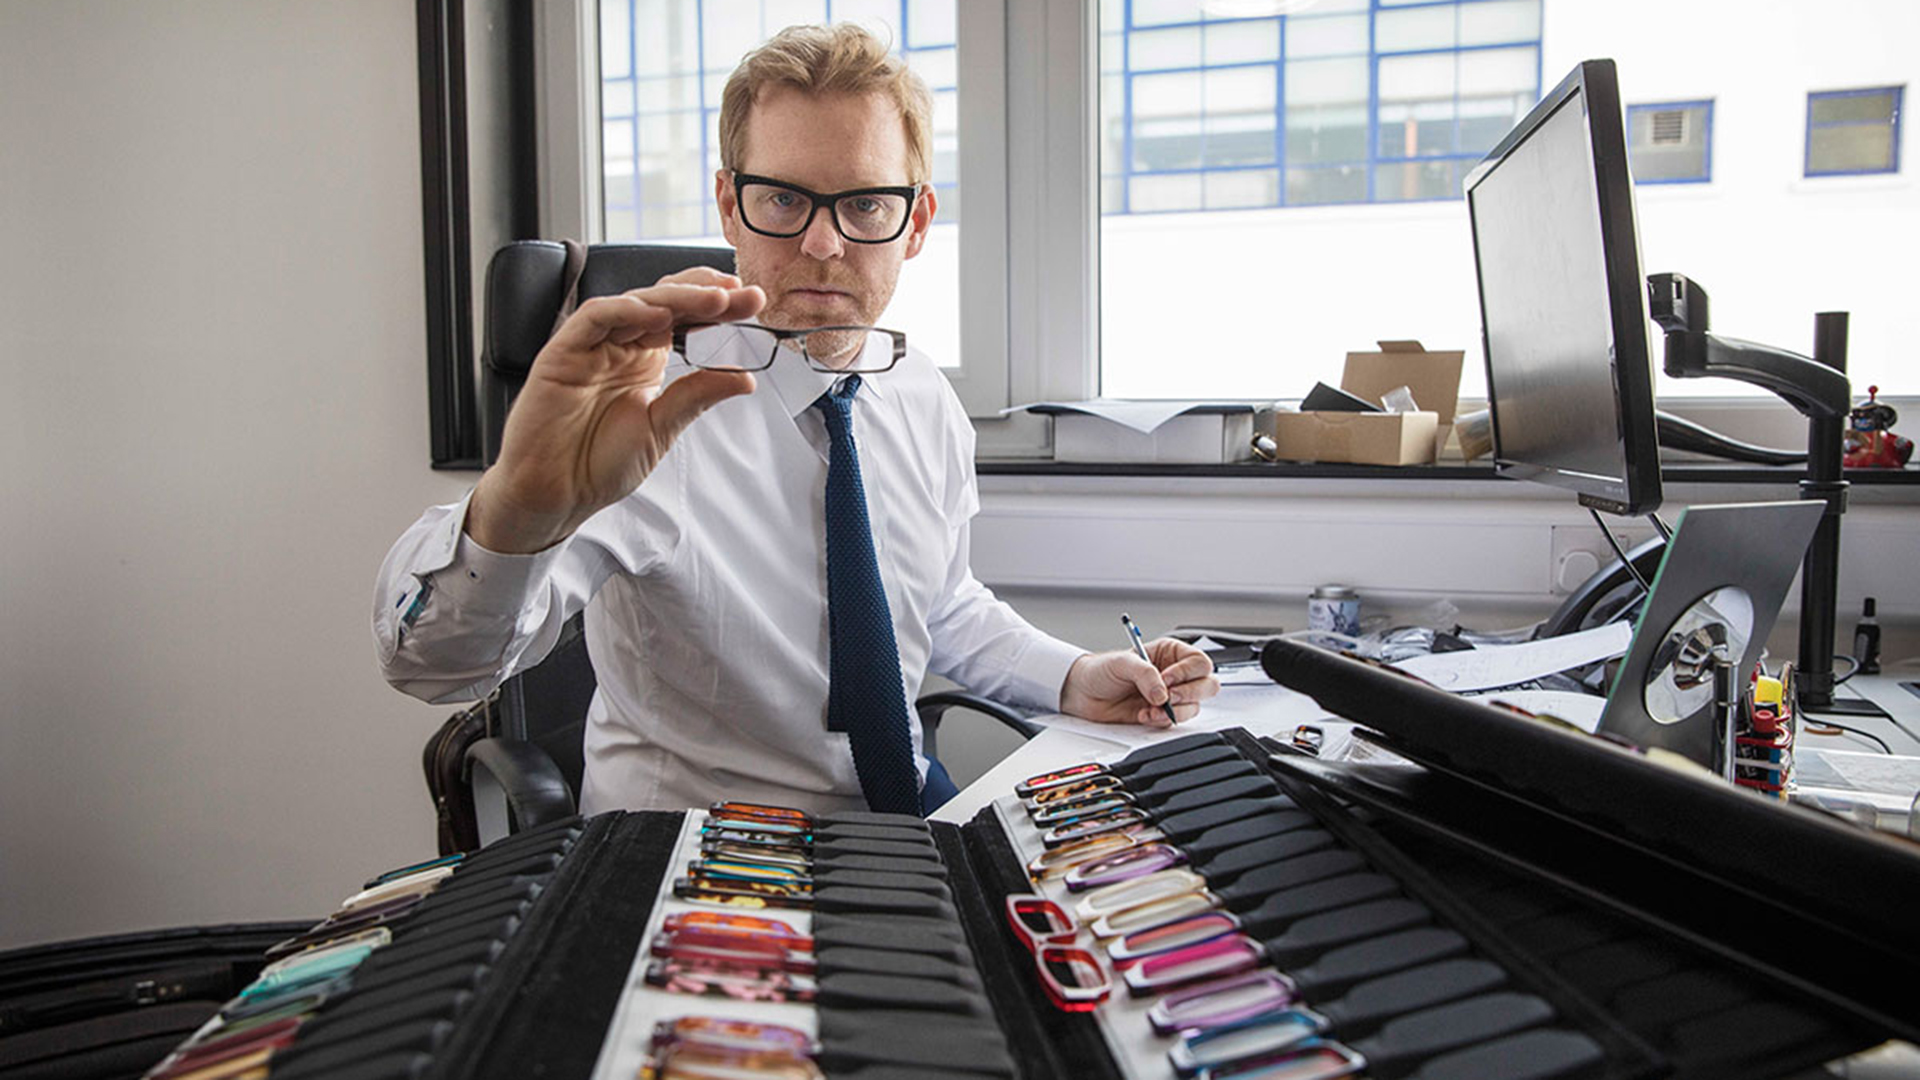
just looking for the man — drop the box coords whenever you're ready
[374,24,1218,816]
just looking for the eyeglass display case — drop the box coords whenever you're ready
[135,672,1919,1079]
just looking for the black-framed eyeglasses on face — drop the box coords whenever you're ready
[733,173,919,243]
[672,323,906,374]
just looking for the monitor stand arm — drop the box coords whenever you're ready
[1647,272,1871,714]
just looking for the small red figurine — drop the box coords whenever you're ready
[1843,385,1913,469]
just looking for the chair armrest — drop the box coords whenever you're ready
[914,690,1042,761]
[465,738,577,846]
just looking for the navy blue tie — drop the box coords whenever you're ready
[814,376,921,815]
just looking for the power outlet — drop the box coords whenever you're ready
[1549,524,1659,596]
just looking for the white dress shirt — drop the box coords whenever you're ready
[374,326,1086,815]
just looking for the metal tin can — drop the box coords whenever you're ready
[1308,585,1361,641]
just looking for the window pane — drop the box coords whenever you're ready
[1808,124,1895,173]
[1205,168,1278,209]
[907,0,955,47]
[1456,45,1535,95]
[1131,172,1206,212]
[1377,101,1458,158]
[1285,13,1368,59]
[911,46,957,89]
[1628,102,1711,183]
[1375,158,1458,201]
[1287,103,1367,166]
[1206,66,1277,115]
[636,75,701,112]
[1458,0,1539,45]
[1377,52,1457,104]
[1375,5,1457,53]
[835,0,906,41]
[1286,56,1368,106]
[1287,164,1368,205]
[1204,19,1279,65]
[1132,26,1203,71]
[601,0,632,78]
[1133,0,1203,28]
[1810,89,1897,124]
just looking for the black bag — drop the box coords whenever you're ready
[0,922,309,1079]
[423,700,492,856]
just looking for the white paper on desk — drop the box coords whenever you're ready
[1389,621,1632,693]
[1002,399,1214,435]
[1029,681,1334,749]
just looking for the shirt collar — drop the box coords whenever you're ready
[759,328,892,419]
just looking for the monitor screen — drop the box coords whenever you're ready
[1466,59,1662,516]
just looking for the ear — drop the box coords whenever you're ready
[716,169,741,247]
[901,184,937,261]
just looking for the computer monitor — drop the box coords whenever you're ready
[1465,59,1663,517]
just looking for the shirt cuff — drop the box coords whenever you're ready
[427,495,568,620]
[1008,634,1090,713]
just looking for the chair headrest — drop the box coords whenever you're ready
[482,241,738,378]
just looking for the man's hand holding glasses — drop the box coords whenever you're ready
[466,265,767,556]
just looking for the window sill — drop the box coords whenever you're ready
[978,458,1920,487]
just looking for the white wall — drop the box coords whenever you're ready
[1101,0,1920,402]
[1,2,469,949]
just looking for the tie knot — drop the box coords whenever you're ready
[813,375,862,422]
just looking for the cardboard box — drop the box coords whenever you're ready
[1031,403,1258,464]
[1269,341,1464,465]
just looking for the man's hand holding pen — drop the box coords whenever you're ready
[1059,626,1221,730]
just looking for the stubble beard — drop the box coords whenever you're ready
[735,248,897,370]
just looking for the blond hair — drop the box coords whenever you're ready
[718,24,933,185]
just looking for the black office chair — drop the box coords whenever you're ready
[421,241,1041,854]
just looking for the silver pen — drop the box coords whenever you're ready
[1121,612,1179,724]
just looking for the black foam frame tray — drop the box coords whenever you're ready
[432,810,683,1080]
[1259,638,1920,1041]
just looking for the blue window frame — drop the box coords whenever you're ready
[1804,85,1903,177]
[600,1,959,242]
[1100,0,1542,213]
[1626,99,1713,184]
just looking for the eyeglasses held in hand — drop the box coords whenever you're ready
[672,323,907,375]
[733,173,919,244]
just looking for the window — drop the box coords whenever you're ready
[597,0,976,389]
[1098,0,1540,215]
[1626,100,1711,184]
[552,0,1919,444]
[1804,86,1903,177]
[1099,0,1541,399]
